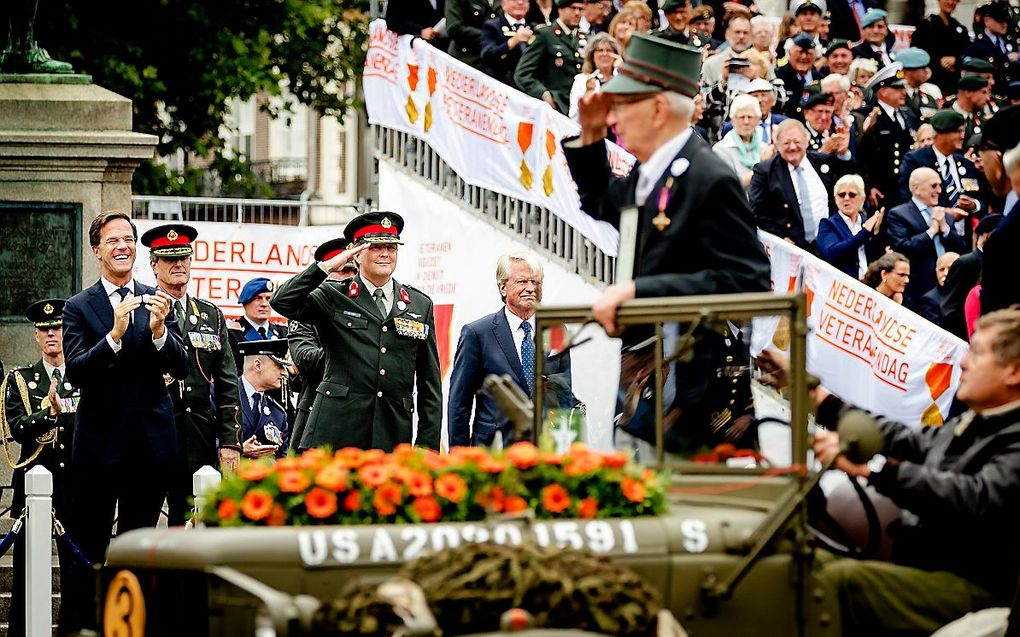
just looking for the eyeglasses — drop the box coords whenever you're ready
[835,191,859,199]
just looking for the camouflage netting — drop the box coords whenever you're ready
[313,542,663,636]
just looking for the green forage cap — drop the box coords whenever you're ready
[600,33,702,97]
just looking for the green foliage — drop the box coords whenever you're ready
[35,0,370,191]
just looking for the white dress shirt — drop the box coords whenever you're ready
[242,315,276,339]
[505,306,536,363]
[635,127,695,206]
[100,277,167,352]
[41,360,67,385]
[788,159,829,241]
[361,277,395,316]
[837,210,869,278]
[878,99,904,128]
[241,376,262,413]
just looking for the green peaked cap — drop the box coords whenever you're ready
[600,33,702,97]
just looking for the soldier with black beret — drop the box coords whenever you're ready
[657,0,707,49]
[952,74,993,141]
[236,339,291,458]
[800,89,837,151]
[1,298,77,635]
[140,223,241,525]
[271,212,442,451]
[514,0,587,113]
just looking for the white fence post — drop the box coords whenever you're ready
[24,466,52,637]
[191,465,222,528]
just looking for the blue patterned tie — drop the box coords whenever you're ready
[520,320,535,395]
[940,158,960,207]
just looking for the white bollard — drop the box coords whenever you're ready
[191,465,222,528]
[24,465,52,637]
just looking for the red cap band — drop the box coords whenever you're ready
[352,223,399,241]
[322,248,344,261]
[150,234,192,248]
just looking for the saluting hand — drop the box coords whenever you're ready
[110,295,142,343]
[578,90,612,145]
[146,289,173,339]
[322,242,368,273]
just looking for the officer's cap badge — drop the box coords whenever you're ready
[43,303,54,315]
[167,229,179,241]
[381,217,393,229]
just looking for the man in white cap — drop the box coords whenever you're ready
[858,62,920,208]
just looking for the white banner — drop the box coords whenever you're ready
[364,20,629,257]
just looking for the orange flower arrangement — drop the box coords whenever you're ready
[208,440,666,527]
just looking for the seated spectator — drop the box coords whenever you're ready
[777,34,820,117]
[713,94,774,188]
[701,14,753,86]
[690,6,720,51]
[657,0,706,48]
[607,9,637,48]
[750,119,852,252]
[863,252,911,305]
[568,33,621,119]
[912,123,935,149]
[886,167,967,302]
[847,57,878,91]
[800,91,838,152]
[749,15,776,66]
[942,214,1004,340]
[622,0,652,34]
[851,9,894,68]
[480,0,534,89]
[817,174,887,279]
[579,0,609,34]
[915,251,959,325]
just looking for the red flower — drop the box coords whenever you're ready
[217,498,239,520]
[578,496,599,519]
[479,457,506,473]
[621,477,646,503]
[504,496,528,513]
[422,450,447,470]
[343,490,362,512]
[315,464,348,491]
[392,443,416,462]
[305,488,338,519]
[277,469,311,494]
[506,442,539,469]
[405,471,433,497]
[603,450,629,468]
[267,503,287,526]
[541,484,571,514]
[412,496,442,522]
[373,483,403,516]
[434,473,468,504]
[299,448,329,469]
[539,452,563,465]
[276,457,301,472]
[335,447,365,468]
[241,489,273,521]
[236,461,272,482]
[358,463,392,488]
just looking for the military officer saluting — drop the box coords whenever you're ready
[271,212,442,452]
[140,223,241,526]
[237,339,292,458]
[514,0,587,114]
[1,299,78,635]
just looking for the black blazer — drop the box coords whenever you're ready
[858,105,919,209]
[447,309,574,447]
[898,145,990,249]
[826,0,881,42]
[980,202,1020,315]
[480,15,526,88]
[886,200,967,300]
[749,151,852,252]
[386,0,446,35]
[63,280,189,465]
[816,212,887,279]
[940,248,982,339]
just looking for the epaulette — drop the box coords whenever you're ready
[401,282,432,299]
[193,296,218,310]
[776,56,789,67]
[534,23,550,30]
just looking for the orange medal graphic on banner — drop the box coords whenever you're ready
[542,130,556,196]
[517,122,534,189]
[424,66,437,132]
[921,361,954,426]
[406,63,420,124]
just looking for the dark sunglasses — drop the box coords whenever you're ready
[835,191,859,199]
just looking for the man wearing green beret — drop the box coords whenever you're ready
[898,109,991,248]
[562,33,770,455]
[657,0,705,49]
[952,74,993,141]
[953,57,1002,119]
[514,0,587,113]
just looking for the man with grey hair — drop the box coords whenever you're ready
[447,251,577,447]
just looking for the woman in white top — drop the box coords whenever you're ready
[568,33,622,121]
[712,94,774,188]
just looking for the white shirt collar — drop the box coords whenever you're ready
[42,360,66,382]
[878,100,898,120]
[360,277,393,300]
[243,315,270,331]
[788,157,817,174]
[505,306,535,332]
[241,376,260,409]
[837,209,862,230]
[101,276,134,298]
[636,127,694,204]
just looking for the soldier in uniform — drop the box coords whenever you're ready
[480,0,534,88]
[446,0,501,68]
[140,223,241,526]
[271,212,443,452]
[858,63,919,209]
[777,34,821,117]
[965,1,1018,101]
[899,48,942,120]
[775,0,825,57]
[800,89,837,152]
[951,75,993,141]
[911,0,972,96]
[851,9,894,68]
[1,299,77,636]
[237,339,291,458]
[656,0,705,49]
[288,237,358,451]
[514,0,587,113]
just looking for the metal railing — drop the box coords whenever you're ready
[371,125,615,287]
[132,195,364,227]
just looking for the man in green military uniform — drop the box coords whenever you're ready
[140,223,241,526]
[950,75,993,142]
[514,0,587,113]
[271,212,442,451]
[657,0,706,49]
[447,0,501,68]
[1,299,78,635]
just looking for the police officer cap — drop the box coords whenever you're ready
[897,47,930,70]
[236,338,290,366]
[860,8,887,27]
[140,223,198,258]
[791,33,816,51]
[962,56,995,73]
[865,62,906,91]
[343,211,405,246]
[661,0,701,13]
[25,298,65,329]
[958,75,990,91]
[238,277,274,305]
[930,109,966,132]
[979,105,1020,151]
[790,0,826,15]
[801,91,835,110]
[824,39,850,56]
[975,214,1004,236]
[314,237,359,271]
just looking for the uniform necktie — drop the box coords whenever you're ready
[520,320,535,395]
[373,288,387,318]
[794,165,817,242]
[51,368,62,387]
[175,300,186,333]
[940,158,959,206]
[257,326,267,339]
[252,392,263,416]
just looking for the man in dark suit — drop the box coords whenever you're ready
[657,0,707,48]
[61,211,188,631]
[910,0,972,96]
[964,1,1018,100]
[514,0,586,113]
[237,339,291,458]
[480,0,533,88]
[750,119,853,253]
[887,167,968,301]
[858,63,920,209]
[941,215,1003,339]
[898,110,991,248]
[777,34,820,118]
[385,0,449,51]
[141,223,241,526]
[3,299,77,636]
[826,0,879,42]
[916,251,960,325]
[563,34,771,456]
[448,252,577,447]
[447,0,501,68]
[287,237,358,451]
[271,212,442,452]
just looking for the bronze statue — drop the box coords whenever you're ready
[1,0,73,74]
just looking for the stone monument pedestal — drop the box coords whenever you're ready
[0,80,157,367]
